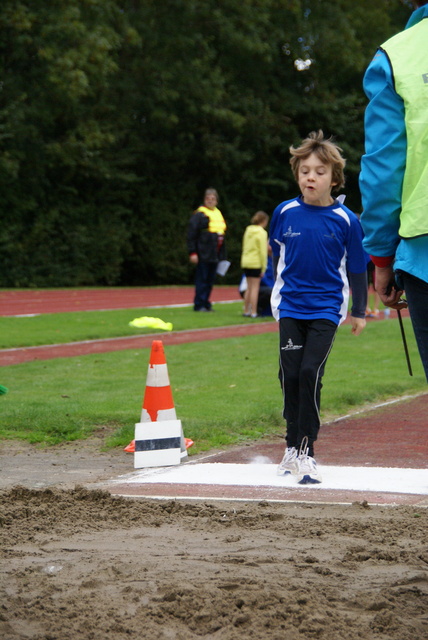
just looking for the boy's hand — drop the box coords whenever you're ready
[351,317,366,336]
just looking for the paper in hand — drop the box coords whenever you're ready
[216,260,231,276]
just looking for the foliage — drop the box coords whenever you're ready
[0,0,412,286]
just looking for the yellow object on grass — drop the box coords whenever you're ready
[129,316,173,331]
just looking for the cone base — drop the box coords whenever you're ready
[134,420,182,469]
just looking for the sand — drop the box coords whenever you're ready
[1,440,427,639]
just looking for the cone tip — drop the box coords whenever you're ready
[150,340,166,365]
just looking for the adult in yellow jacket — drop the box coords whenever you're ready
[187,188,227,311]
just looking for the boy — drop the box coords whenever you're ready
[270,130,367,484]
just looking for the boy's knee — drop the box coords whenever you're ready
[299,365,318,384]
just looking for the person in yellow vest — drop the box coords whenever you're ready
[187,188,227,311]
[360,0,428,381]
[240,211,269,318]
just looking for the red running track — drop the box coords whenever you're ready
[0,286,241,317]
[0,322,278,366]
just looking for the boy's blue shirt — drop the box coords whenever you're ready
[359,5,428,284]
[270,196,367,326]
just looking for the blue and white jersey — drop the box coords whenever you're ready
[270,196,367,325]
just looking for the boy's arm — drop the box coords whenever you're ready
[260,231,268,274]
[349,271,367,336]
[268,207,281,279]
[272,252,279,280]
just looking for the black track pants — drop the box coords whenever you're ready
[279,317,337,456]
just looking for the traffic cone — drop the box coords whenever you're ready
[140,339,179,424]
[124,440,135,453]
[132,340,188,469]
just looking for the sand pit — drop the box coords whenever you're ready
[1,483,427,640]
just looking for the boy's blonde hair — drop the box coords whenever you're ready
[289,130,346,192]
[251,210,269,225]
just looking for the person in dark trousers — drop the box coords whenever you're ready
[187,188,227,312]
[270,131,367,484]
[360,0,428,381]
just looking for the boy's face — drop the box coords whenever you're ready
[298,153,336,207]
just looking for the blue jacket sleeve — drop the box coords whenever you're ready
[359,50,406,258]
[268,205,282,258]
[349,271,368,319]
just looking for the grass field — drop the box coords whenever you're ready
[0,303,425,453]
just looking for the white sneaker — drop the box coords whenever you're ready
[297,450,322,485]
[277,446,299,476]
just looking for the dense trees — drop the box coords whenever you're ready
[0,0,411,287]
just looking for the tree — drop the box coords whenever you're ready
[0,0,138,285]
[0,0,413,287]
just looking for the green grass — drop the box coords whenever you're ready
[0,302,272,349]
[0,315,425,453]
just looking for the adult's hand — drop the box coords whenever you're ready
[189,254,198,265]
[374,266,408,310]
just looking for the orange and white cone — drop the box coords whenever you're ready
[140,340,179,424]
[130,340,189,468]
